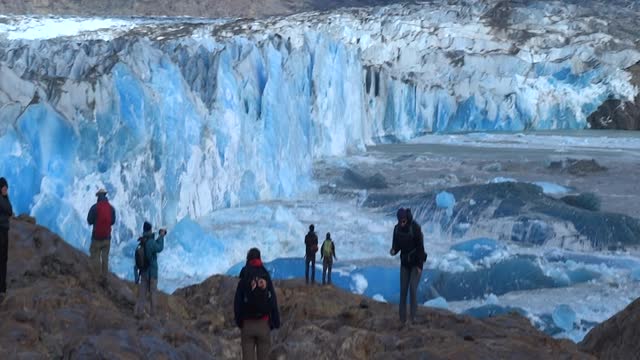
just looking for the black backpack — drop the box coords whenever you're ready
[241,266,272,318]
[134,237,148,272]
[396,222,428,266]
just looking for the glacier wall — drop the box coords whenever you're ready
[0,1,639,282]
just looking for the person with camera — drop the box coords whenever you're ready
[389,208,426,325]
[134,221,166,319]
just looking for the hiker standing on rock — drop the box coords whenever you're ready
[390,208,427,325]
[87,188,116,285]
[134,221,166,319]
[320,232,337,285]
[304,224,318,285]
[234,247,281,360]
[0,177,13,302]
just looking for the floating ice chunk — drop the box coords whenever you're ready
[631,267,640,281]
[552,304,576,331]
[350,273,368,295]
[436,252,476,273]
[424,296,449,309]
[436,191,456,209]
[372,294,387,303]
[450,237,505,262]
[436,191,456,216]
[533,181,570,195]
[490,177,517,183]
[484,293,500,305]
[546,266,571,286]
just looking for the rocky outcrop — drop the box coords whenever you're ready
[0,216,595,359]
[588,62,640,130]
[176,275,591,360]
[579,297,640,359]
[1,217,214,359]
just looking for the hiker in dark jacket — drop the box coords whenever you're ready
[304,224,318,284]
[0,177,13,301]
[234,248,280,360]
[320,232,337,285]
[390,208,426,324]
[134,221,166,318]
[86,188,116,284]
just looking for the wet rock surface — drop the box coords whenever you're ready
[0,216,595,359]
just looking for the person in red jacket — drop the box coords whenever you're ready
[87,188,116,285]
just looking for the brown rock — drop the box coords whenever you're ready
[579,297,640,359]
[0,216,599,359]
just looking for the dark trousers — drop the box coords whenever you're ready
[399,266,421,323]
[0,228,8,294]
[305,255,315,284]
[241,318,271,360]
[322,258,333,285]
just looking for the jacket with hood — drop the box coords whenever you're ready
[87,194,116,240]
[392,209,426,269]
[234,259,281,330]
[139,231,165,279]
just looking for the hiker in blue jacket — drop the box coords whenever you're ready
[134,221,166,319]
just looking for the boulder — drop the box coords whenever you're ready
[579,297,640,359]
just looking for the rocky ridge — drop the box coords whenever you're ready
[0,215,596,359]
[579,296,640,360]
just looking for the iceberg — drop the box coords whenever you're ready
[424,296,449,310]
[436,191,456,209]
[450,238,505,262]
[552,304,577,332]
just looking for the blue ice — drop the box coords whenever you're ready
[424,296,449,310]
[552,304,577,332]
[450,238,505,262]
[532,182,570,195]
[436,191,455,217]
[226,254,602,304]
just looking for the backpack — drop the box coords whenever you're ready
[241,266,272,318]
[322,239,333,259]
[396,223,427,266]
[94,200,113,239]
[134,237,148,272]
